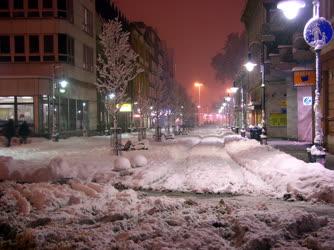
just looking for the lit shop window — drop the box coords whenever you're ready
[0,97,15,124]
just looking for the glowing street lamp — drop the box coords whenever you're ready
[52,77,69,142]
[108,93,115,99]
[277,0,305,20]
[194,82,203,108]
[244,53,257,72]
[278,0,333,165]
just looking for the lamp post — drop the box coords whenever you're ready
[194,82,203,125]
[51,65,68,142]
[230,87,239,134]
[244,50,267,144]
[194,82,203,108]
[278,0,333,165]
[240,83,246,137]
[225,95,231,128]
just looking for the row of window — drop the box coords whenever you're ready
[0,34,73,63]
[0,34,94,72]
[0,0,73,20]
[0,1,94,37]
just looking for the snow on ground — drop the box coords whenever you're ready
[1,127,334,248]
[225,139,334,203]
[1,180,334,249]
[0,127,334,202]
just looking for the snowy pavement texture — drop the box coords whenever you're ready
[0,127,334,248]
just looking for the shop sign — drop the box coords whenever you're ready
[119,103,132,112]
[280,100,287,108]
[303,96,312,106]
[269,113,287,127]
[293,70,315,87]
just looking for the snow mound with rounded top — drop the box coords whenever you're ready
[114,156,131,171]
[131,154,148,168]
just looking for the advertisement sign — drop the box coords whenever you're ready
[293,70,315,87]
[303,96,312,106]
[119,103,132,112]
[269,113,287,127]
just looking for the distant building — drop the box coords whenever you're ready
[0,0,97,137]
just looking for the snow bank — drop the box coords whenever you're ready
[114,156,131,171]
[131,154,148,168]
[225,140,334,203]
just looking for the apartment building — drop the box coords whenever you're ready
[0,0,97,136]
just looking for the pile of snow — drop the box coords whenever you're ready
[225,140,334,203]
[0,180,333,249]
[114,156,131,171]
[131,154,148,168]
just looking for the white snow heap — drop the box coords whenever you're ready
[131,154,148,168]
[114,156,131,171]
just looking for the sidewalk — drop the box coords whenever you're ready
[268,139,334,170]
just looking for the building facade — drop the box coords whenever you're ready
[320,0,334,153]
[0,0,97,137]
[241,0,314,141]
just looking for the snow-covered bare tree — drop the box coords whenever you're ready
[151,65,169,141]
[137,79,151,140]
[96,19,142,154]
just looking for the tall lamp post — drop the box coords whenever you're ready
[225,95,232,128]
[230,87,240,133]
[51,65,68,142]
[194,82,203,108]
[244,52,269,143]
[194,82,203,125]
[278,0,333,165]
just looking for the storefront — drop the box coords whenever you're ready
[0,96,34,132]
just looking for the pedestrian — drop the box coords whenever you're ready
[18,121,30,144]
[3,119,16,147]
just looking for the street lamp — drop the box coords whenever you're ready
[229,87,240,134]
[278,0,333,164]
[194,82,203,107]
[51,77,68,142]
[244,53,257,72]
[277,0,306,20]
[244,46,267,145]
[194,82,203,125]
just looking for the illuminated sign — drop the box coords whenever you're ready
[119,103,132,112]
[269,113,287,127]
[293,70,315,87]
[303,96,312,106]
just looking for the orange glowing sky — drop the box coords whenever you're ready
[116,0,245,111]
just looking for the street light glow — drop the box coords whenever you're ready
[194,82,203,87]
[59,80,68,88]
[109,93,115,99]
[230,87,239,93]
[244,61,257,72]
[277,0,305,20]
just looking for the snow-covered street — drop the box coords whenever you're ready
[1,127,334,249]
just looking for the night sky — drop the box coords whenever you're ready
[116,0,245,111]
